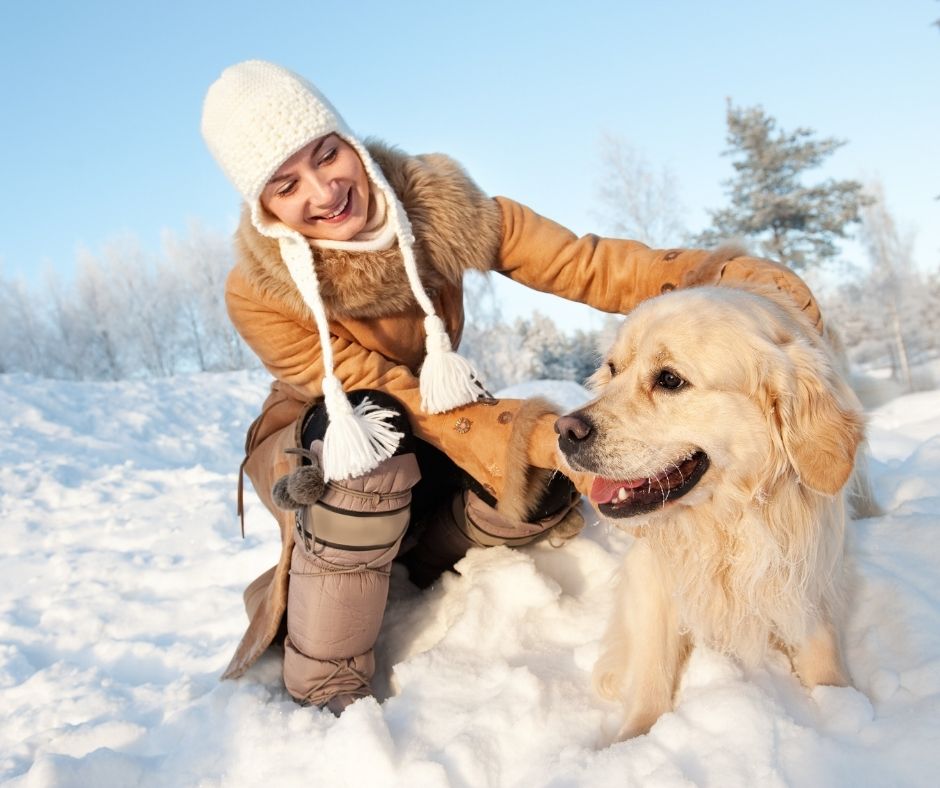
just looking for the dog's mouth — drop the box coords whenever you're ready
[590,451,709,518]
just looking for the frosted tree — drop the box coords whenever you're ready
[565,328,604,385]
[46,272,97,380]
[71,250,126,379]
[0,274,51,375]
[0,224,256,380]
[516,313,568,381]
[696,102,869,271]
[822,182,939,389]
[162,222,248,371]
[38,248,147,380]
[461,269,502,331]
[94,237,183,377]
[857,182,918,388]
[594,134,687,247]
[0,283,14,373]
[457,271,524,391]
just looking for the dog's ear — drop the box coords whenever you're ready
[771,340,864,496]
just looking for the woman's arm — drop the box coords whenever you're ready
[494,197,822,332]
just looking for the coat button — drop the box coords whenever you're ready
[454,417,472,434]
[663,250,681,261]
[497,411,513,425]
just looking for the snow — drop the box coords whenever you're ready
[2,371,940,787]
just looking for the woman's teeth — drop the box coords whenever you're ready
[320,194,349,220]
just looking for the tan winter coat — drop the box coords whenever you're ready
[222,141,821,678]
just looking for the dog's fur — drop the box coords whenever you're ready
[557,285,869,740]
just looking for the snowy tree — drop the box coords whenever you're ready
[821,182,939,390]
[565,328,604,385]
[696,102,869,271]
[69,250,127,379]
[857,182,917,388]
[457,271,532,392]
[95,239,185,377]
[0,275,51,376]
[516,313,565,381]
[45,272,96,380]
[460,314,540,393]
[0,224,256,380]
[459,295,606,392]
[461,270,502,332]
[162,223,248,372]
[594,134,687,247]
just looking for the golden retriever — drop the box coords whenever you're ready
[556,284,867,740]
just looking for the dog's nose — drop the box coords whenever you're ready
[555,413,593,443]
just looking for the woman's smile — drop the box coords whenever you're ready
[311,189,351,223]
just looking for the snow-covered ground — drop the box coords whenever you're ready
[2,371,940,787]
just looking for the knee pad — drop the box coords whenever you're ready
[294,392,420,552]
[274,390,420,528]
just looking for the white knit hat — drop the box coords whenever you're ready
[202,60,483,480]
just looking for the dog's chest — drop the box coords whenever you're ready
[645,512,818,662]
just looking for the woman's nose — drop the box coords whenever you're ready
[302,171,337,209]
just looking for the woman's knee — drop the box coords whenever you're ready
[300,389,415,457]
[273,390,421,541]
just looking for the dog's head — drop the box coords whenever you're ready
[557,286,864,522]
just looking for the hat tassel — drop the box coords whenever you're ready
[320,376,404,481]
[420,314,483,414]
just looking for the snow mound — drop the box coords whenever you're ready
[2,372,940,786]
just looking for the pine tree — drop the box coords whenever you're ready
[696,102,870,271]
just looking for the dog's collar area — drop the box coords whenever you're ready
[592,451,709,518]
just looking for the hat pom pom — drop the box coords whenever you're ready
[320,376,404,481]
[420,315,483,414]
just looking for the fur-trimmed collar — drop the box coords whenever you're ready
[232,141,502,321]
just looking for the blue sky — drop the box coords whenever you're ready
[2,0,938,330]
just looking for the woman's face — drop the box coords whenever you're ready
[260,134,370,242]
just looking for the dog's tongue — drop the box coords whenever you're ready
[590,475,648,504]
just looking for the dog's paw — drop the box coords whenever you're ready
[272,464,326,510]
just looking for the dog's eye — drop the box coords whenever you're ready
[607,361,617,377]
[655,369,686,390]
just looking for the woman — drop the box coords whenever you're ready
[201,60,821,713]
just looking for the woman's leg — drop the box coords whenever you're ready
[400,458,582,589]
[279,391,420,713]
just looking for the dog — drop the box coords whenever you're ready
[556,284,868,741]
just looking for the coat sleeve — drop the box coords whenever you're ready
[225,266,572,509]
[494,196,823,332]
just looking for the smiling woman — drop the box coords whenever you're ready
[200,59,824,718]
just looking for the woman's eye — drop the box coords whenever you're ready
[318,147,338,166]
[276,181,297,197]
[655,369,685,390]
